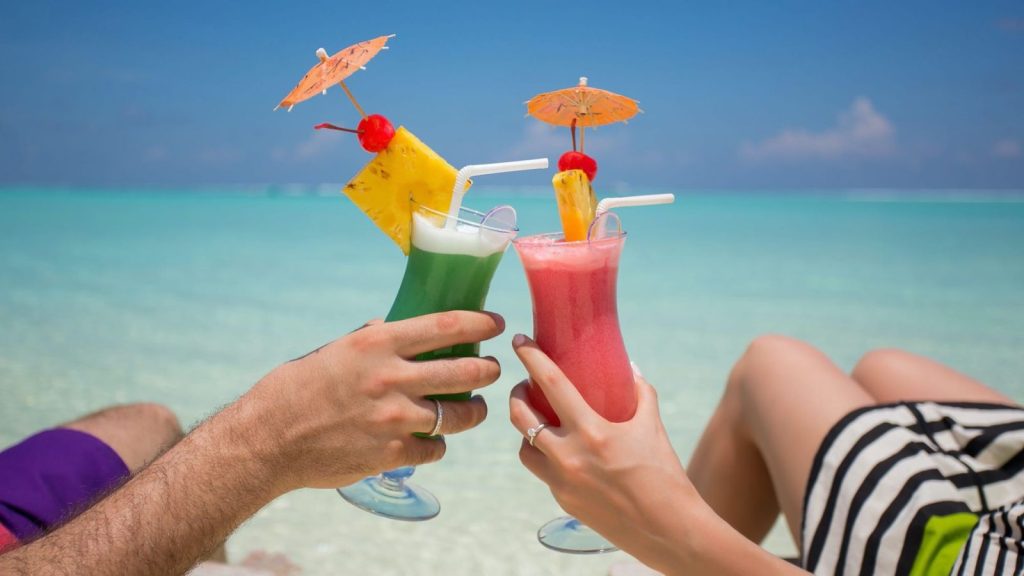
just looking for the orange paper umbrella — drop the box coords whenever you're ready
[275,34,394,113]
[526,77,641,129]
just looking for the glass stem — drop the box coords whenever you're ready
[378,466,415,492]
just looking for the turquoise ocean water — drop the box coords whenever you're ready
[2,187,1023,574]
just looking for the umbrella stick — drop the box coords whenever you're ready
[580,126,585,153]
[338,80,367,118]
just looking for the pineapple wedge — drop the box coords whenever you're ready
[343,126,469,254]
[552,169,597,242]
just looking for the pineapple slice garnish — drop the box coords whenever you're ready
[343,126,469,254]
[553,169,597,242]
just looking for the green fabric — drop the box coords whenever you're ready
[909,512,979,576]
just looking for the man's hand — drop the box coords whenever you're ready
[247,310,505,491]
[0,311,505,576]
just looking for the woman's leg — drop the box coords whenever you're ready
[851,348,1015,405]
[688,335,875,544]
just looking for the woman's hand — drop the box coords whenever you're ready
[508,334,699,553]
[243,310,505,492]
[508,334,807,576]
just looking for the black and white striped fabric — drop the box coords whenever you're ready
[951,498,1024,575]
[800,402,1024,576]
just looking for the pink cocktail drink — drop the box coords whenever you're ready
[514,232,636,425]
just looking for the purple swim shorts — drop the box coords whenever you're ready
[0,428,129,543]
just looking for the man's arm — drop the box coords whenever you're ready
[0,310,505,575]
[0,399,282,575]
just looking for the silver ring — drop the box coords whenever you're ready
[429,399,444,436]
[526,423,548,447]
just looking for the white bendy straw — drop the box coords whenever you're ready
[596,193,676,215]
[446,158,549,228]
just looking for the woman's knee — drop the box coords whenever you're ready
[727,334,824,400]
[851,348,908,387]
[737,334,824,377]
[745,334,817,360]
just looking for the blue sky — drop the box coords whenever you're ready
[1,0,1022,189]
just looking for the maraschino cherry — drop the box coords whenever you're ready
[557,118,598,181]
[356,114,395,152]
[314,113,395,153]
[558,151,597,182]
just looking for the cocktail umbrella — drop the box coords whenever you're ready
[275,34,394,115]
[525,77,641,151]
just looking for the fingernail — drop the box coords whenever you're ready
[484,311,506,332]
[631,361,643,377]
[512,333,527,347]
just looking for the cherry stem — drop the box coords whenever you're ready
[570,118,577,152]
[314,123,361,134]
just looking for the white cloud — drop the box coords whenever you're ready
[294,131,342,160]
[627,147,695,170]
[197,146,244,165]
[271,131,343,162]
[142,145,167,162]
[740,97,895,162]
[992,138,1022,158]
[505,122,563,158]
[505,121,616,159]
[998,18,1024,32]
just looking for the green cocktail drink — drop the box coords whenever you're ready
[386,242,504,395]
[388,245,503,401]
[388,246,503,330]
[389,206,514,388]
[337,201,517,520]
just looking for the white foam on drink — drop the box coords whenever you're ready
[411,212,512,258]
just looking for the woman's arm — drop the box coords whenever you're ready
[508,334,806,576]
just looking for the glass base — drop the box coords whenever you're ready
[336,466,440,521]
[538,516,619,554]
